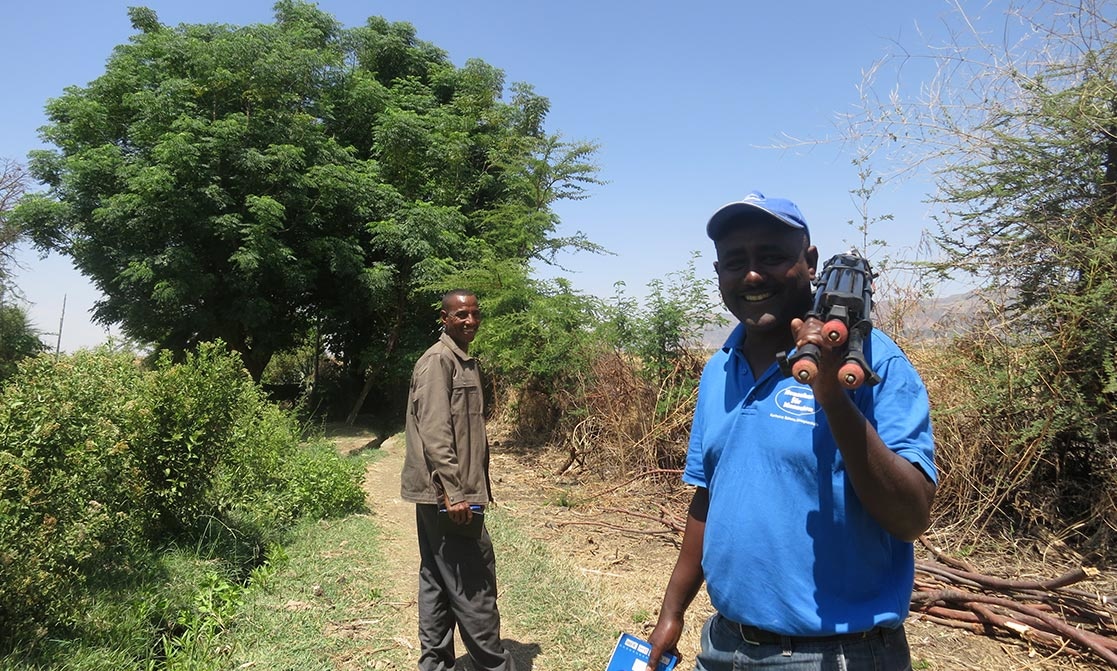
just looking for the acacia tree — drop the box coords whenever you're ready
[847,0,1117,541]
[0,159,28,295]
[0,159,46,379]
[15,2,599,386]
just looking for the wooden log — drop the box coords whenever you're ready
[916,560,1093,593]
[969,602,1066,649]
[912,588,1117,667]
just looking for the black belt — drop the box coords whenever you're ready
[727,617,885,646]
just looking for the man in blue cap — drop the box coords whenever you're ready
[646,192,937,670]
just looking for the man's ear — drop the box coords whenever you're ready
[712,260,720,275]
[805,246,819,280]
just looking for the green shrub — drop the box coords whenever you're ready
[212,405,366,539]
[559,254,723,474]
[136,344,258,537]
[0,342,366,653]
[0,351,149,642]
[0,303,47,383]
[279,439,367,520]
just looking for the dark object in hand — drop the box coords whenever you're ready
[779,250,880,389]
[437,504,485,538]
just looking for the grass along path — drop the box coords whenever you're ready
[222,432,618,670]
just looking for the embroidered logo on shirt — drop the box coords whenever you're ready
[775,386,818,417]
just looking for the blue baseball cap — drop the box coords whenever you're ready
[706,191,810,242]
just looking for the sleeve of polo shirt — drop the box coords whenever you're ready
[410,350,464,501]
[861,354,938,485]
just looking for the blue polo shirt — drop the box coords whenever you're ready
[684,324,937,636]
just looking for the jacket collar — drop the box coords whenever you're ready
[439,331,473,361]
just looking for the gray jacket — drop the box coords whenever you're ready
[400,333,493,506]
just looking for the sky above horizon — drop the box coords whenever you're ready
[3,0,972,351]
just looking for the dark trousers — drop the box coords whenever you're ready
[415,504,514,671]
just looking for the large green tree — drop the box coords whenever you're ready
[15,2,599,384]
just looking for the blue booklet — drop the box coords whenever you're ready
[606,633,678,671]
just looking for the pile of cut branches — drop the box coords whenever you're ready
[913,537,1117,668]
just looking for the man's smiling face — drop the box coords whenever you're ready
[713,219,817,334]
[441,293,481,350]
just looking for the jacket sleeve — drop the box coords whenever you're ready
[410,351,464,503]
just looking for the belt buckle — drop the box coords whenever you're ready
[736,623,766,646]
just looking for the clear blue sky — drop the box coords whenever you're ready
[2,0,960,350]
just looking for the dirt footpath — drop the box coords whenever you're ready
[343,427,1109,671]
[356,433,421,658]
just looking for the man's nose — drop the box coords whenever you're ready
[741,268,764,284]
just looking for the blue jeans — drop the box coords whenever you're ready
[695,613,912,671]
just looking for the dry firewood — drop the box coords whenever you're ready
[912,588,1117,667]
[1002,607,1117,652]
[653,503,685,533]
[916,560,1093,593]
[1059,587,1117,613]
[916,579,1111,627]
[914,583,1111,643]
[969,602,1067,649]
[914,579,944,593]
[964,564,1086,592]
[915,611,989,634]
[915,562,984,589]
[910,537,1117,666]
[922,605,987,625]
[914,600,1092,658]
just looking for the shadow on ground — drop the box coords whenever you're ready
[506,640,542,671]
[451,640,541,671]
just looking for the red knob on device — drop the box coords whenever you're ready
[823,319,848,346]
[838,361,865,389]
[792,358,818,384]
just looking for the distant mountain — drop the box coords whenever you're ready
[875,289,1000,342]
[699,290,993,349]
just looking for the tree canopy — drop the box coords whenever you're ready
[15,1,600,384]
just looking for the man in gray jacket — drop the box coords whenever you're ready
[401,289,514,671]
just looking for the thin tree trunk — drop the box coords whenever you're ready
[345,291,406,425]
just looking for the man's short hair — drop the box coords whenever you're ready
[441,289,477,311]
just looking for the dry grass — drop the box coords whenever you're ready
[908,331,1117,560]
[493,328,1117,561]
[490,440,1117,671]
[493,349,702,482]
